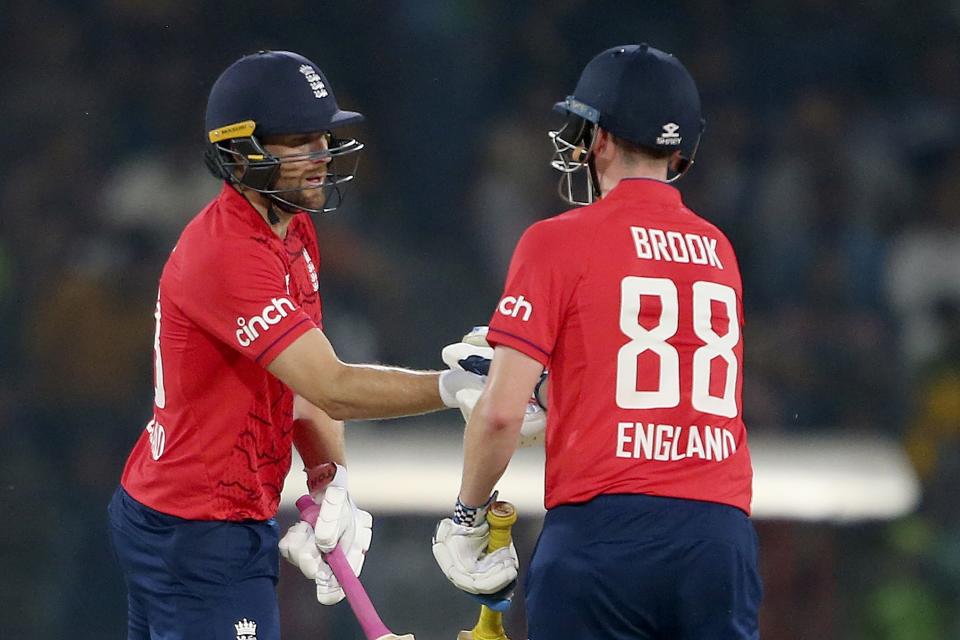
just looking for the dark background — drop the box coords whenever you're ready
[1,1,959,638]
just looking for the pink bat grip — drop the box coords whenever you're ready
[295,495,392,640]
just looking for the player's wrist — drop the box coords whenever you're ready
[453,491,497,527]
[306,462,347,497]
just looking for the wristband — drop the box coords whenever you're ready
[306,462,348,497]
[453,491,498,527]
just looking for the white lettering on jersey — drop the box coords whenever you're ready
[146,419,166,460]
[630,226,724,270]
[235,297,297,347]
[497,294,533,321]
[616,422,737,462]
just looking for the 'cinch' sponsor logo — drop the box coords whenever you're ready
[236,298,296,347]
[498,294,532,321]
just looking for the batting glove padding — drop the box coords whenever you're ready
[279,466,373,605]
[441,342,495,375]
[439,368,486,408]
[454,387,546,448]
[432,519,519,595]
[443,329,547,447]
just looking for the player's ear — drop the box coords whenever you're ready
[593,127,611,158]
[668,149,684,173]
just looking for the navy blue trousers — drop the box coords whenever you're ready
[108,487,280,640]
[526,494,762,640]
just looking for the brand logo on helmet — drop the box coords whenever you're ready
[235,298,297,347]
[656,122,682,145]
[299,65,329,99]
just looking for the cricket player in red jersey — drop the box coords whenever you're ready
[108,50,484,640]
[432,44,762,638]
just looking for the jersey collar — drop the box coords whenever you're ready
[217,183,277,238]
[604,177,683,206]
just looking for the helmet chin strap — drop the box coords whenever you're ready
[587,157,602,202]
[585,125,602,203]
[267,193,306,223]
[266,201,281,225]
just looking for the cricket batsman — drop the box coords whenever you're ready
[107,50,487,640]
[432,44,762,639]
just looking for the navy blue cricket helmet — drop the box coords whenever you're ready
[550,44,705,204]
[204,50,364,214]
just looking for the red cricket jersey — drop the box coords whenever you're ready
[121,185,324,521]
[487,179,753,514]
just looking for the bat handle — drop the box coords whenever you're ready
[470,501,517,640]
[296,495,393,640]
[486,502,518,550]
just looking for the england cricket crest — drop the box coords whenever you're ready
[302,248,319,292]
[235,618,257,640]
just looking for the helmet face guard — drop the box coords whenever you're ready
[548,111,601,206]
[204,121,363,214]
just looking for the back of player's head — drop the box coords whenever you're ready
[561,44,703,159]
[550,44,705,205]
[203,50,364,215]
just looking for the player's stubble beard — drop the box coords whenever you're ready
[273,166,328,213]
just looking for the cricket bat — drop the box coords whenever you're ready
[296,495,415,640]
[457,501,519,640]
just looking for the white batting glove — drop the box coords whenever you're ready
[278,464,373,605]
[444,327,547,447]
[432,497,519,595]
[439,326,490,408]
[442,326,494,377]
[439,369,486,408]
[279,520,347,605]
[455,388,546,448]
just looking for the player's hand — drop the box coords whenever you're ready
[279,464,373,605]
[431,497,519,595]
[439,326,491,410]
[311,464,373,566]
[280,519,351,605]
[442,326,495,375]
[278,492,373,604]
[443,327,548,447]
[438,369,486,408]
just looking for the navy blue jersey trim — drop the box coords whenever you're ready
[487,328,551,358]
[255,318,312,364]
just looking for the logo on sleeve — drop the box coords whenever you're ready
[236,297,297,347]
[498,295,533,321]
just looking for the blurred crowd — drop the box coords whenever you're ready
[1,1,959,638]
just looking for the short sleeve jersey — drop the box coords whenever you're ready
[121,185,324,521]
[487,179,753,514]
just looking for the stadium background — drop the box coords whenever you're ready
[2,1,959,638]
